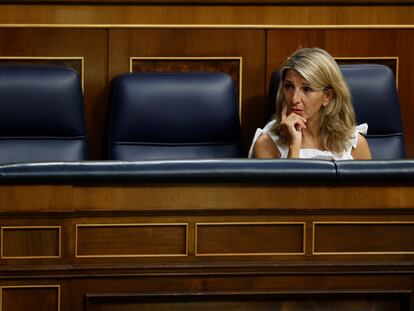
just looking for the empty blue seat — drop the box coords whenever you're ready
[108,72,242,160]
[340,64,404,159]
[0,65,88,163]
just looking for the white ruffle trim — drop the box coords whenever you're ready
[350,123,368,149]
[247,120,277,158]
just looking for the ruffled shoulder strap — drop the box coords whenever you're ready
[262,119,277,132]
[350,123,368,149]
[248,120,278,158]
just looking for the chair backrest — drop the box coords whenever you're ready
[0,65,88,163]
[340,64,404,159]
[108,72,242,160]
[267,64,404,159]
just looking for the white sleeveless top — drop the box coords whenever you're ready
[248,120,368,160]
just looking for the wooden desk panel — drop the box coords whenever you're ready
[0,184,414,311]
[1,183,414,309]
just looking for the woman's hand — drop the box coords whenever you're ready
[279,106,307,157]
[280,106,307,147]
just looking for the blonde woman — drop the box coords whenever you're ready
[249,48,372,160]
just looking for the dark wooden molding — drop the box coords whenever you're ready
[0,0,412,5]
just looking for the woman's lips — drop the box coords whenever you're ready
[289,109,304,116]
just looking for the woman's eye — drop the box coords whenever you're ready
[303,86,313,93]
[284,83,294,90]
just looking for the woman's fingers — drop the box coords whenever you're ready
[282,113,306,131]
[290,113,307,124]
[294,120,306,130]
[278,112,306,147]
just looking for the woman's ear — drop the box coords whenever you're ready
[322,88,334,107]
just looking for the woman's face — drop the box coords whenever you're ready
[282,69,331,122]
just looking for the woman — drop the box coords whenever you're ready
[249,47,372,160]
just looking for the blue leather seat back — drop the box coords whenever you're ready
[340,64,404,159]
[268,64,404,159]
[108,72,242,160]
[0,65,87,163]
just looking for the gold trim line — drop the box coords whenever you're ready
[1,24,414,29]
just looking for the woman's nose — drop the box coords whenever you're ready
[292,88,301,103]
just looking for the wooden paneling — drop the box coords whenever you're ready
[73,185,413,211]
[1,285,60,311]
[108,29,266,154]
[313,222,414,254]
[0,29,107,159]
[76,223,187,257]
[85,292,406,311]
[2,0,414,4]
[69,276,413,310]
[0,185,72,212]
[0,5,413,25]
[1,227,60,259]
[196,223,304,255]
[266,29,414,156]
[0,183,414,309]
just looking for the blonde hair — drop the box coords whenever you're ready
[273,47,356,154]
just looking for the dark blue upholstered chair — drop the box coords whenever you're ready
[0,65,87,163]
[108,72,242,160]
[268,64,404,159]
[340,64,404,159]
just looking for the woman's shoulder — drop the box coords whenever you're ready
[261,120,277,133]
[351,134,372,159]
[350,123,372,159]
[248,120,281,158]
[252,132,281,158]
[350,123,368,148]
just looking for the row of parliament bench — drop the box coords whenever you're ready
[0,64,412,309]
[0,62,405,163]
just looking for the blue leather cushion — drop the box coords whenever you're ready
[0,159,336,184]
[109,72,242,160]
[0,65,87,163]
[336,160,414,184]
[3,159,414,185]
